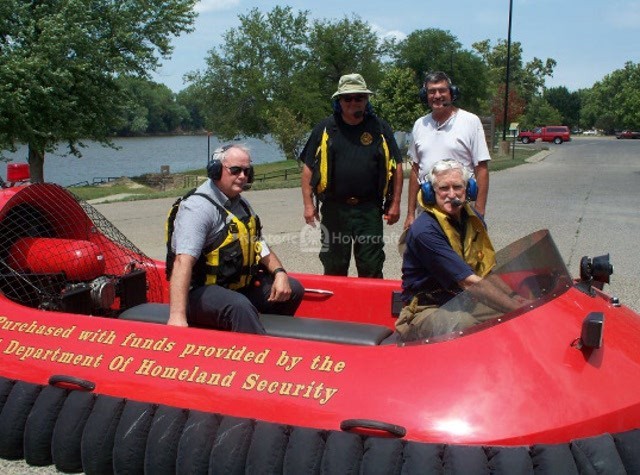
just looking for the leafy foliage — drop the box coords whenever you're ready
[491,84,526,132]
[519,97,562,130]
[306,15,385,100]
[394,29,462,81]
[193,6,310,141]
[0,0,196,181]
[394,29,489,113]
[581,62,640,131]
[115,78,190,135]
[266,106,310,162]
[472,39,556,126]
[193,9,388,160]
[545,87,581,129]
[374,67,424,132]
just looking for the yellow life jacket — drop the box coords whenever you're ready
[201,205,262,290]
[311,116,396,208]
[166,191,262,289]
[423,202,496,277]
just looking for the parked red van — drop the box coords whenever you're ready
[518,126,571,144]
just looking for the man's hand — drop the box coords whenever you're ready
[167,314,189,327]
[268,272,292,302]
[403,214,415,230]
[304,204,319,227]
[384,202,400,225]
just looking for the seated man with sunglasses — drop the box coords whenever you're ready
[300,73,404,278]
[166,144,304,332]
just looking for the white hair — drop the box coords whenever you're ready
[425,159,471,186]
[212,144,252,163]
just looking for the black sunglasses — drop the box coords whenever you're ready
[340,95,367,103]
[224,165,253,176]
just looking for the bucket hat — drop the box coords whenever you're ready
[332,74,374,98]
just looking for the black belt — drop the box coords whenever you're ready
[327,196,377,206]
[404,289,453,307]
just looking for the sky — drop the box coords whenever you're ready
[152,0,639,93]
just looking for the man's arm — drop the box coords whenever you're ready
[473,161,489,217]
[458,273,523,313]
[301,164,319,226]
[384,163,404,225]
[403,163,420,229]
[260,252,293,303]
[168,254,196,327]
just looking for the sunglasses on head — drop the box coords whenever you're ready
[340,95,366,103]
[224,165,253,176]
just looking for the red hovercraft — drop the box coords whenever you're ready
[1,164,640,474]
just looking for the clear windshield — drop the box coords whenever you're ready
[401,229,573,344]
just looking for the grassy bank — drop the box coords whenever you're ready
[70,147,540,203]
[70,160,303,202]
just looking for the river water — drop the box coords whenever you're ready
[1,135,285,186]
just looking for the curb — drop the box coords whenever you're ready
[88,193,139,204]
[525,149,552,163]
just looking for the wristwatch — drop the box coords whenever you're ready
[272,267,287,276]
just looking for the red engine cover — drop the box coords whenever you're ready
[8,237,105,281]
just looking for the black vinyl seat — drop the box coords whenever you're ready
[118,303,393,346]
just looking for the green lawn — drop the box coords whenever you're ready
[70,148,539,202]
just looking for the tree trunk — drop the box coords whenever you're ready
[28,144,45,183]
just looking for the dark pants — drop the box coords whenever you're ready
[319,201,385,278]
[187,274,304,334]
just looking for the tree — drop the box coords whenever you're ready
[581,62,640,132]
[394,29,461,81]
[519,97,562,130]
[194,8,386,160]
[305,15,386,103]
[473,39,556,127]
[176,85,207,131]
[0,0,196,182]
[374,67,424,134]
[394,29,489,113]
[473,39,556,101]
[266,106,309,162]
[491,84,526,130]
[544,87,581,129]
[114,77,190,135]
[193,6,310,142]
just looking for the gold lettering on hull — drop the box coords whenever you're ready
[1,314,350,408]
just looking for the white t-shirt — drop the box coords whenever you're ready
[408,108,491,180]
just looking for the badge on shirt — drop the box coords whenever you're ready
[360,132,373,146]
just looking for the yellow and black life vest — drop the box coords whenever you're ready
[422,202,496,277]
[311,115,396,209]
[166,190,262,289]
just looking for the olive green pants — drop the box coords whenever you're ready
[319,201,384,278]
[396,297,499,341]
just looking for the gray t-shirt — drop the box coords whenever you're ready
[172,180,270,259]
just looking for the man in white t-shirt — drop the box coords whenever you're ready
[404,71,491,229]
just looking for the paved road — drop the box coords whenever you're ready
[2,137,639,474]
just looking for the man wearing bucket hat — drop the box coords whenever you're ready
[300,74,404,278]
